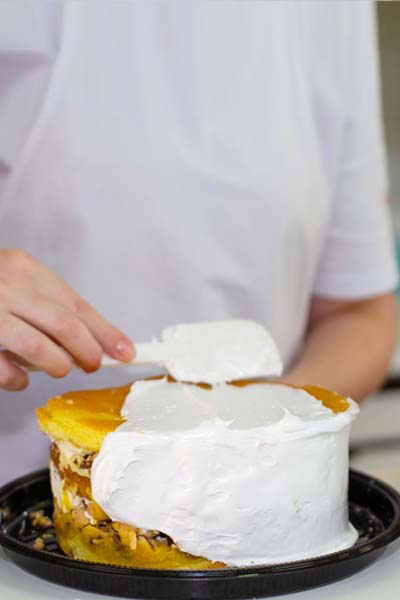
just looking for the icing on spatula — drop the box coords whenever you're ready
[103,319,283,383]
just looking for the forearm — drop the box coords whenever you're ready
[284,293,397,402]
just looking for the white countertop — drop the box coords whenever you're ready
[1,542,400,600]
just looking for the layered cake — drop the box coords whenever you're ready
[37,375,359,568]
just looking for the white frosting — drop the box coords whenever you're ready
[161,320,283,383]
[91,379,359,565]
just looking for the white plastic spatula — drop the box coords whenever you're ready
[3,320,283,383]
[104,320,283,383]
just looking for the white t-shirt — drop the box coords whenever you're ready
[0,0,397,483]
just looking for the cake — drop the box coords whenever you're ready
[37,376,359,568]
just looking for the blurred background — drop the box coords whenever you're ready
[350,0,400,490]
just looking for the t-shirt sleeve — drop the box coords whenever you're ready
[312,2,399,299]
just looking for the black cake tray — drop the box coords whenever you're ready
[0,468,400,599]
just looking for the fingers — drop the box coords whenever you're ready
[0,249,135,368]
[72,297,135,362]
[8,292,103,372]
[0,311,74,378]
[0,352,29,391]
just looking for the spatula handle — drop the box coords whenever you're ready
[0,342,171,372]
[101,342,171,367]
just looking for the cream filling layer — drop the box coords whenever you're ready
[54,440,93,478]
[49,458,85,512]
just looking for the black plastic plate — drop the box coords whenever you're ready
[1,468,400,599]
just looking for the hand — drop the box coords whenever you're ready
[0,249,135,391]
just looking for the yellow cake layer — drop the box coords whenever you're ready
[37,384,129,451]
[37,378,349,452]
[54,505,222,569]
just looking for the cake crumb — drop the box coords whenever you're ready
[29,509,52,528]
[33,537,45,550]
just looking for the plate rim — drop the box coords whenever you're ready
[1,468,400,580]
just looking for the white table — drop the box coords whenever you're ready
[1,542,400,600]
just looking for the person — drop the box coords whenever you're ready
[0,0,397,483]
